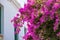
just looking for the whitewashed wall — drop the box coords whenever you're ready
[0,0,27,40]
[0,0,18,40]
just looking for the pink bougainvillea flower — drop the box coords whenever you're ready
[12,0,60,40]
[27,0,36,5]
[56,32,60,37]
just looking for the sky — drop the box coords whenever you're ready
[17,0,27,8]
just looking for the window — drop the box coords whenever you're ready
[0,7,1,34]
[0,4,4,34]
[14,28,18,40]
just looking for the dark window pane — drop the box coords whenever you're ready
[14,28,18,40]
[0,7,1,34]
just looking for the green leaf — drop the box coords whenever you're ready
[50,37,58,40]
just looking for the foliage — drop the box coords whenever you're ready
[11,0,60,40]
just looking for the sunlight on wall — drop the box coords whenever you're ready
[17,0,27,8]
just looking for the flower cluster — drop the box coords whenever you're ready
[12,0,60,40]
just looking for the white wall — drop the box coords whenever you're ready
[17,0,27,8]
[0,0,18,40]
[0,0,28,40]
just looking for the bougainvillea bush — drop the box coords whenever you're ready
[11,0,60,40]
